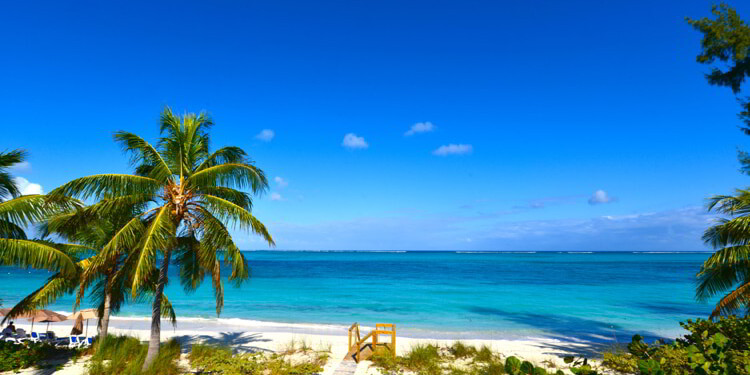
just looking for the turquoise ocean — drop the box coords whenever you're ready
[0,251,714,342]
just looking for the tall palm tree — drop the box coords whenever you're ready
[0,149,78,278]
[698,189,750,317]
[49,108,274,370]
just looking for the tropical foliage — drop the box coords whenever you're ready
[0,340,80,372]
[600,316,750,375]
[48,107,274,369]
[689,5,750,317]
[2,206,177,341]
[0,149,80,275]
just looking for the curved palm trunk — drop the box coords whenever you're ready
[98,277,112,349]
[142,249,172,371]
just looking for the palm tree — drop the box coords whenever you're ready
[3,206,178,349]
[49,108,274,370]
[698,189,750,317]
[0,149,78,278]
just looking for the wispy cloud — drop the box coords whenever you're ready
[255,129,275,142]
[433,144,472,156]
[274,176,288,188]
[342,133,368,149]
[257,206,712,251]
[270,192,283,201]
[8,161,30,172]
[404,122,435,136]
[588,190,616,205]
[12,177,42,195]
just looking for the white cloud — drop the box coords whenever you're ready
[342,133,368,149]
[274,176,288,188]
[262,206,712,251]
[8,161,31,172]
[404,122,435,136]
[13,177,43,195]
[270,192,283,201]
[588,190,615,205]
[433,144,473,156]
[255,129,275,142]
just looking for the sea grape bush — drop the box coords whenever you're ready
[600,316,750,375]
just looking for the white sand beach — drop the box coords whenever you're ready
[3,315,590,375]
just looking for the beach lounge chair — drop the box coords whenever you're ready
[68,336,83,348]
[30,331,42,342]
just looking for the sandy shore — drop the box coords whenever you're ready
[4,316,593,375]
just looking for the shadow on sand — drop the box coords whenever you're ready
[467,306,667,357]
[172,331,273,353]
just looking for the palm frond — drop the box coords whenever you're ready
[48,174,160,201]
[199,210,251,286]
[0,239,77,277]
[200,195,274,245]
[114,132,173,183]
[195,147,246,173]
[0,195,56,228]
[710,279,750,318]
[0,149,27,199]
[132,206,175,296]
[2,273,78,324]
[187,163,268,193]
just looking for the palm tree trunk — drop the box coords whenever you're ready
[98,278,112,349]
[141,249,172,371]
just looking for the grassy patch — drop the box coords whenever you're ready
[370,343,561,375]
[86,335,181,375]
[188,343,329,375]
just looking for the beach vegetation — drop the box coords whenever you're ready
[474,345,495,363]
[597,317,750,374]
[450,341,477,359]
[687,4,750,317]
[188,343,327,375]
[85,335,182,375]
[0,340,80,372]
[370,343,559,375]
[48,107,274,370]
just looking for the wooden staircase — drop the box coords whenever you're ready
[346,323,396,362]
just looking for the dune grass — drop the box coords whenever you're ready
[85,335,182,375]
[370,342,562,375]
[188,343,329,375]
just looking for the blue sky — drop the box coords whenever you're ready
[1,0,749,251]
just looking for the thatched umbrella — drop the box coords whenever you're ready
[67,309,97,337]
[21,310,68,332]
[0,308,11,326]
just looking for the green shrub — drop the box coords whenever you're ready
[505,356,521,374]
[0,340,78,372]
[600,351,638,373]
[86,335,181,375]
[519,361,535,375]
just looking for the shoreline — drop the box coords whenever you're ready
[23,312,683,343]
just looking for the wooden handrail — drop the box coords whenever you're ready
[348,323,396,362]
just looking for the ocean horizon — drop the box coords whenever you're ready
[0,251,714,343]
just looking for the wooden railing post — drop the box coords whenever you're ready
[391,324,396,357]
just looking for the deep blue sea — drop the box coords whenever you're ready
[0,251,715,342]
